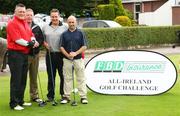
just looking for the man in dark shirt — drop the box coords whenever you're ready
[60,15,88,104]
[26,8,44,103]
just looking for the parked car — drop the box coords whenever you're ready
[0,14,12,29]
[82,20,122,28]
[34,13,64,29]
[0,22,7,29]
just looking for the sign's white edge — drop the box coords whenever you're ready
[85,50,178,96]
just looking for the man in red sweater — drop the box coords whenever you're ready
[7,3,38,110]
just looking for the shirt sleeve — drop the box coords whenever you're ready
[33,26,44,46]
[59,33,64,48]
[81,31,88,47]
[41,25,47,41]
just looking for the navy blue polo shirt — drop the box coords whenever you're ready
[60,28,87,59]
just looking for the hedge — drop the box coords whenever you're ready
[82,26,180,49]
[1,26,180,49]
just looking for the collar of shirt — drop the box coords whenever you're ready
[14,15,25,23]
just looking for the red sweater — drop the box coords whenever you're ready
[7,16,33,54]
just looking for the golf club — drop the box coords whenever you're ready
[69,40,78,106]
[31,48,47,107]
[48,50,58,106]
[37,72,47,107]
[71,59,77,106]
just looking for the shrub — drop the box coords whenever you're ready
[124,9,133,20]
[114,16,131,26]
[0,27,6,39]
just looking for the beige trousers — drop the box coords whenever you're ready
[63,58,87,99]
[28,54,39,100]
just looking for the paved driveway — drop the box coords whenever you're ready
[1,46,180,75]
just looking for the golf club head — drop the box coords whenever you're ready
[72,88,78,93]
[71,101,78,106]
[52,100,58,106]
[38,101,47,107]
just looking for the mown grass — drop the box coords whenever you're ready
[0,54,180,116]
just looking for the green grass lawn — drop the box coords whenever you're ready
[0,54,180,116]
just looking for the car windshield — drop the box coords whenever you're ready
[104,21,121,27]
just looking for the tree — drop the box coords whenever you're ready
[97,4,115,20]
[0,0,88,17]
[59,0,88,17]
[109,0,127,16]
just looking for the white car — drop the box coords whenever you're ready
[34,13,64,29]
[82,20,122,28]
[0,22,7,29]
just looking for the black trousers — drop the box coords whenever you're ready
[8,50,28,108]
[46,52,64,99]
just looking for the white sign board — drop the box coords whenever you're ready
[85,50,177,95]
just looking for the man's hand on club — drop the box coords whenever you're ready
[33,41,39,48]
[67,52,77,60]
[70,52,77,57]
[43,41,50,50]
[27,40,35,48]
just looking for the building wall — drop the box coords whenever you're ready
[122,0,168,19]
[143,0,168,12]
[139,0,175,26]
[172,6,180,25]
[123,3,134,12]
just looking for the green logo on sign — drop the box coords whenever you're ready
[94,61,125,72]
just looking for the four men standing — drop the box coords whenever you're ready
[6,3,88,110]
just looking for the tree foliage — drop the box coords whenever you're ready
[109,0,127,16]
[97,4,115,20]
[0,0,88,17]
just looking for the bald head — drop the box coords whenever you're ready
[67,15,77,31]
[67,15,76,22]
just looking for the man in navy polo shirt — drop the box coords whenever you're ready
[60,15,88,104]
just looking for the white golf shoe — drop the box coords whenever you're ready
[22,102,32,106]
[81,98,88,104]
[14,105,24,110]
